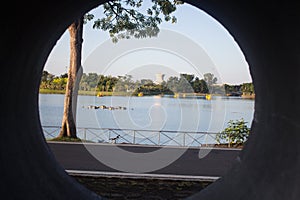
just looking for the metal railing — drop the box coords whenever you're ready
[42,126,219,147]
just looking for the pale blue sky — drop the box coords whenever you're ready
[44,1,252,85]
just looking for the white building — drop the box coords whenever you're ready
[155,73,165,84]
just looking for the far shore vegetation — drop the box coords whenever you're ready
[40,70,255,98]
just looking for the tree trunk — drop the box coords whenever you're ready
[58,17,83,138]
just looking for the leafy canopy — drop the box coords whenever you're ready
[85,0,184,42]
[203,72,218,86]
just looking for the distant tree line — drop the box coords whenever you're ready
[224,82,255,96]
[40,71,68,90]
[40,71,254,95]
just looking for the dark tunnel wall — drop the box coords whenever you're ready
[1,1,299,199]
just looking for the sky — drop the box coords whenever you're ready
[44,1,252,85]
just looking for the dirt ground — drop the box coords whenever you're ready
[72,175,213,200]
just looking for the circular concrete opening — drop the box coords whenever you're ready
[40,2,254,198]
[2,1,300,200]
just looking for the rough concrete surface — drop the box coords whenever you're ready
[1,1,300,200]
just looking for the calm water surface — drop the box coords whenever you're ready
[39,94,254,133]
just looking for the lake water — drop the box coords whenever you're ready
[39,94,254,145]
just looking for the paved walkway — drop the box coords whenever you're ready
[48,142,241,179]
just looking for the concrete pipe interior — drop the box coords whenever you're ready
[1,0,300,199]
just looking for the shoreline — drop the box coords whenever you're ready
[39,89,255,99]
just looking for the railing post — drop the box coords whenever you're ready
[158,131,161,145]
[183,132,186,147]
[133,130,136,144]
[83,128,86,141]
[108,129,111,142]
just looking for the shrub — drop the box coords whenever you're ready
[216,118,250,147]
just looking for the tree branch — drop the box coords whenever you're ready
[107,1,120,19]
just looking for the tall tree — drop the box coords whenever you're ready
[203,72,217,93]
[203,72,217,86]
[58,18,84,138]
[192,77,208,93]
[57,0,183,139]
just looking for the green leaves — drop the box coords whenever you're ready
[84,13,94,24]
[165,73,209,93]
[91,0,183,42]
[241,82,255,94]
[216,118,250,147]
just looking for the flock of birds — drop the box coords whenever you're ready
[84,105,128,110]
[84,104,133,143]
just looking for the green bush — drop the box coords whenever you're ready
[216,118,250,147]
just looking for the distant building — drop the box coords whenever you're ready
[155,73,165,84]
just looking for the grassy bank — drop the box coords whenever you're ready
[39,89,129,96]
[39,89,253,99]
[39,89,208,97]
[39,89,100,96]
[39,89,66,94]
